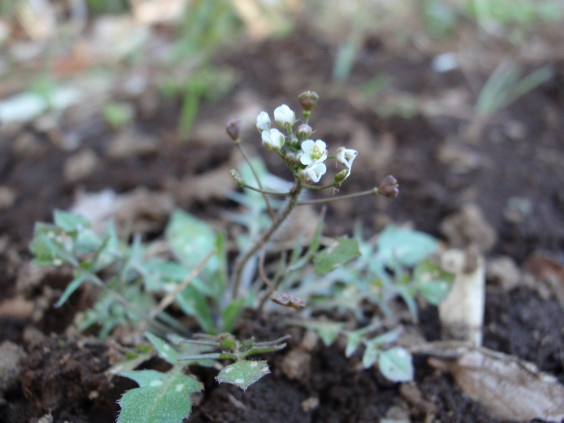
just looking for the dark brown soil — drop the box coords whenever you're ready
[1,24,564,423]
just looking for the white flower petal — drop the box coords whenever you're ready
[256,111,271,132]
[300,139,327,165]
[336,147,358,169]
[274,104,295,127]
[303,162,327,183]
[262,128,285,151]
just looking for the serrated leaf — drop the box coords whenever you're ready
[146,332,181,366]
[377,226,438,267]
[216,360,270,391]
[118,369,202,423]
[314,237,360,275]
[166,210,217,270]
[378,347,413,382]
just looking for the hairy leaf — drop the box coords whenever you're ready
[314,237,360,275]
[118,369,202,423]
[166,210,217,270]
[216,360,270,391]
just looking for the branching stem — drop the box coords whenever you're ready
[230,180,302,299]
[234,140,276,221]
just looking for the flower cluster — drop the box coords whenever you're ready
[254,95,357,185]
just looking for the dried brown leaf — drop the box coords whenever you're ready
[414,342,564,422]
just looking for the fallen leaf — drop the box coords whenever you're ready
[414,342,564,422]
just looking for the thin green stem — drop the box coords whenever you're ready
[231,180,302,299]
[240,183,292,196]
[297,188,379,206]
[235,141,276,221]
[302,181,340,191]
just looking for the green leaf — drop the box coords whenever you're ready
[166,209,217,270]
[345,332,363,358]
[314,237,360,276]
[54,210,91,232]
[54,272,89,307]
[362,340,380,368]
[216,360,270,391]
[145,333,181,366]
[221,299,244,333]
[295,321,344,347]
[54,210,101,252]
[344,322,381,357]
[176,286,215,333]
[378,347,413,382]
[397,286,419,321]
[370,327,403,345]
[109,352,153,375]
[29,224,76,266]
[413,260,454,305]
[377,226,438,267]
[118,369,203,423]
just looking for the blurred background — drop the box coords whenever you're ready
[1,0,564,261]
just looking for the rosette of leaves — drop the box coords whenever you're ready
[298,224,454,321]
[29,209,239,337]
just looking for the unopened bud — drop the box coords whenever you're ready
[297,123,313,140]
[334,169,350,184]
[226,118,241,141]
[298,91,319,112]
[230,169,244,186]
[377,175,399,198]
[284,151,299,163]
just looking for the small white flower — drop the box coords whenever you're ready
[256,111,271,132]
[300,139,327,165]
[261,128,285,151]
[302,162,327,183]
[274,104,295,128]
[336,147,358,170]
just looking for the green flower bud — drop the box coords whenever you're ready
[230,169,244,186]
[334,169,350,184]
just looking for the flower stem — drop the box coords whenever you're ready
[234,141,276,221]
[297,188,379,206]
[231,180,302,299]
[240,183,292,196]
